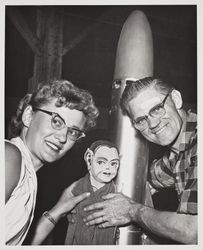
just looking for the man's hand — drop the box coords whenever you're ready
[83,192,140,228]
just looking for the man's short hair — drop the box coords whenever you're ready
[120,77,174,116]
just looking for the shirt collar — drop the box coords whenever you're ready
[170,109,197,153]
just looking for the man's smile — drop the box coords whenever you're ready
[151,123,169,135]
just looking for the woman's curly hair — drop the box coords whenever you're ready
[9,80,99,138]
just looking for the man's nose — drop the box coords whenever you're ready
[147,116,161,129]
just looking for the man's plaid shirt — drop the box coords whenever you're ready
[149,109,197,215]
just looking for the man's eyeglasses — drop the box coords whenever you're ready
[131,91,172,131]
[33,107,85,141]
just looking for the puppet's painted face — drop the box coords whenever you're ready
[89,146,120,186]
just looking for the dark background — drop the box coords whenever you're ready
[5,5,197,244]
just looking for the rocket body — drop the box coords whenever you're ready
[110,10,153,245]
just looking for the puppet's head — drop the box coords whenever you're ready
[84,140,120,189]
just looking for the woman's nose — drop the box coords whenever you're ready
[55,127,68,143]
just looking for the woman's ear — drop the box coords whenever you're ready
[22,105,33,128]
[84,149,93,171]
[170,89,183,110]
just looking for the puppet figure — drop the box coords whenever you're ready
[65,140,120,245]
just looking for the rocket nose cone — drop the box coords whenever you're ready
[114,10,153,80]
[123,10,150,31]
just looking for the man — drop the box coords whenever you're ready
[83,77,197,244]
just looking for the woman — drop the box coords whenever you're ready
[5,79,99,245]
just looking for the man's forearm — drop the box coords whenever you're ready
[84,193,197,244]
[130,204,197,244]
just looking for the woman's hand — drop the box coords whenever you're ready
[31,181,90,245]
[49,181,90,222]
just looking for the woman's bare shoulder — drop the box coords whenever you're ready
[5,141,22,162]
[5,140,22,202]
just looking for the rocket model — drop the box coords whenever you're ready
[109,10,153,244]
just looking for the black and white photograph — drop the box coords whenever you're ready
[2,1,201,248]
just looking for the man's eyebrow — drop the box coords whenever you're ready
[134,101,164,121]
[134,116,146,121]
[150,102,163,109]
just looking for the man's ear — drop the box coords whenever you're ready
[84,149,93,171]
[170,89,183,109]
[22,105,33,128]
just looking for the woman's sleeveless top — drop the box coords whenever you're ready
[5,137,37,245]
